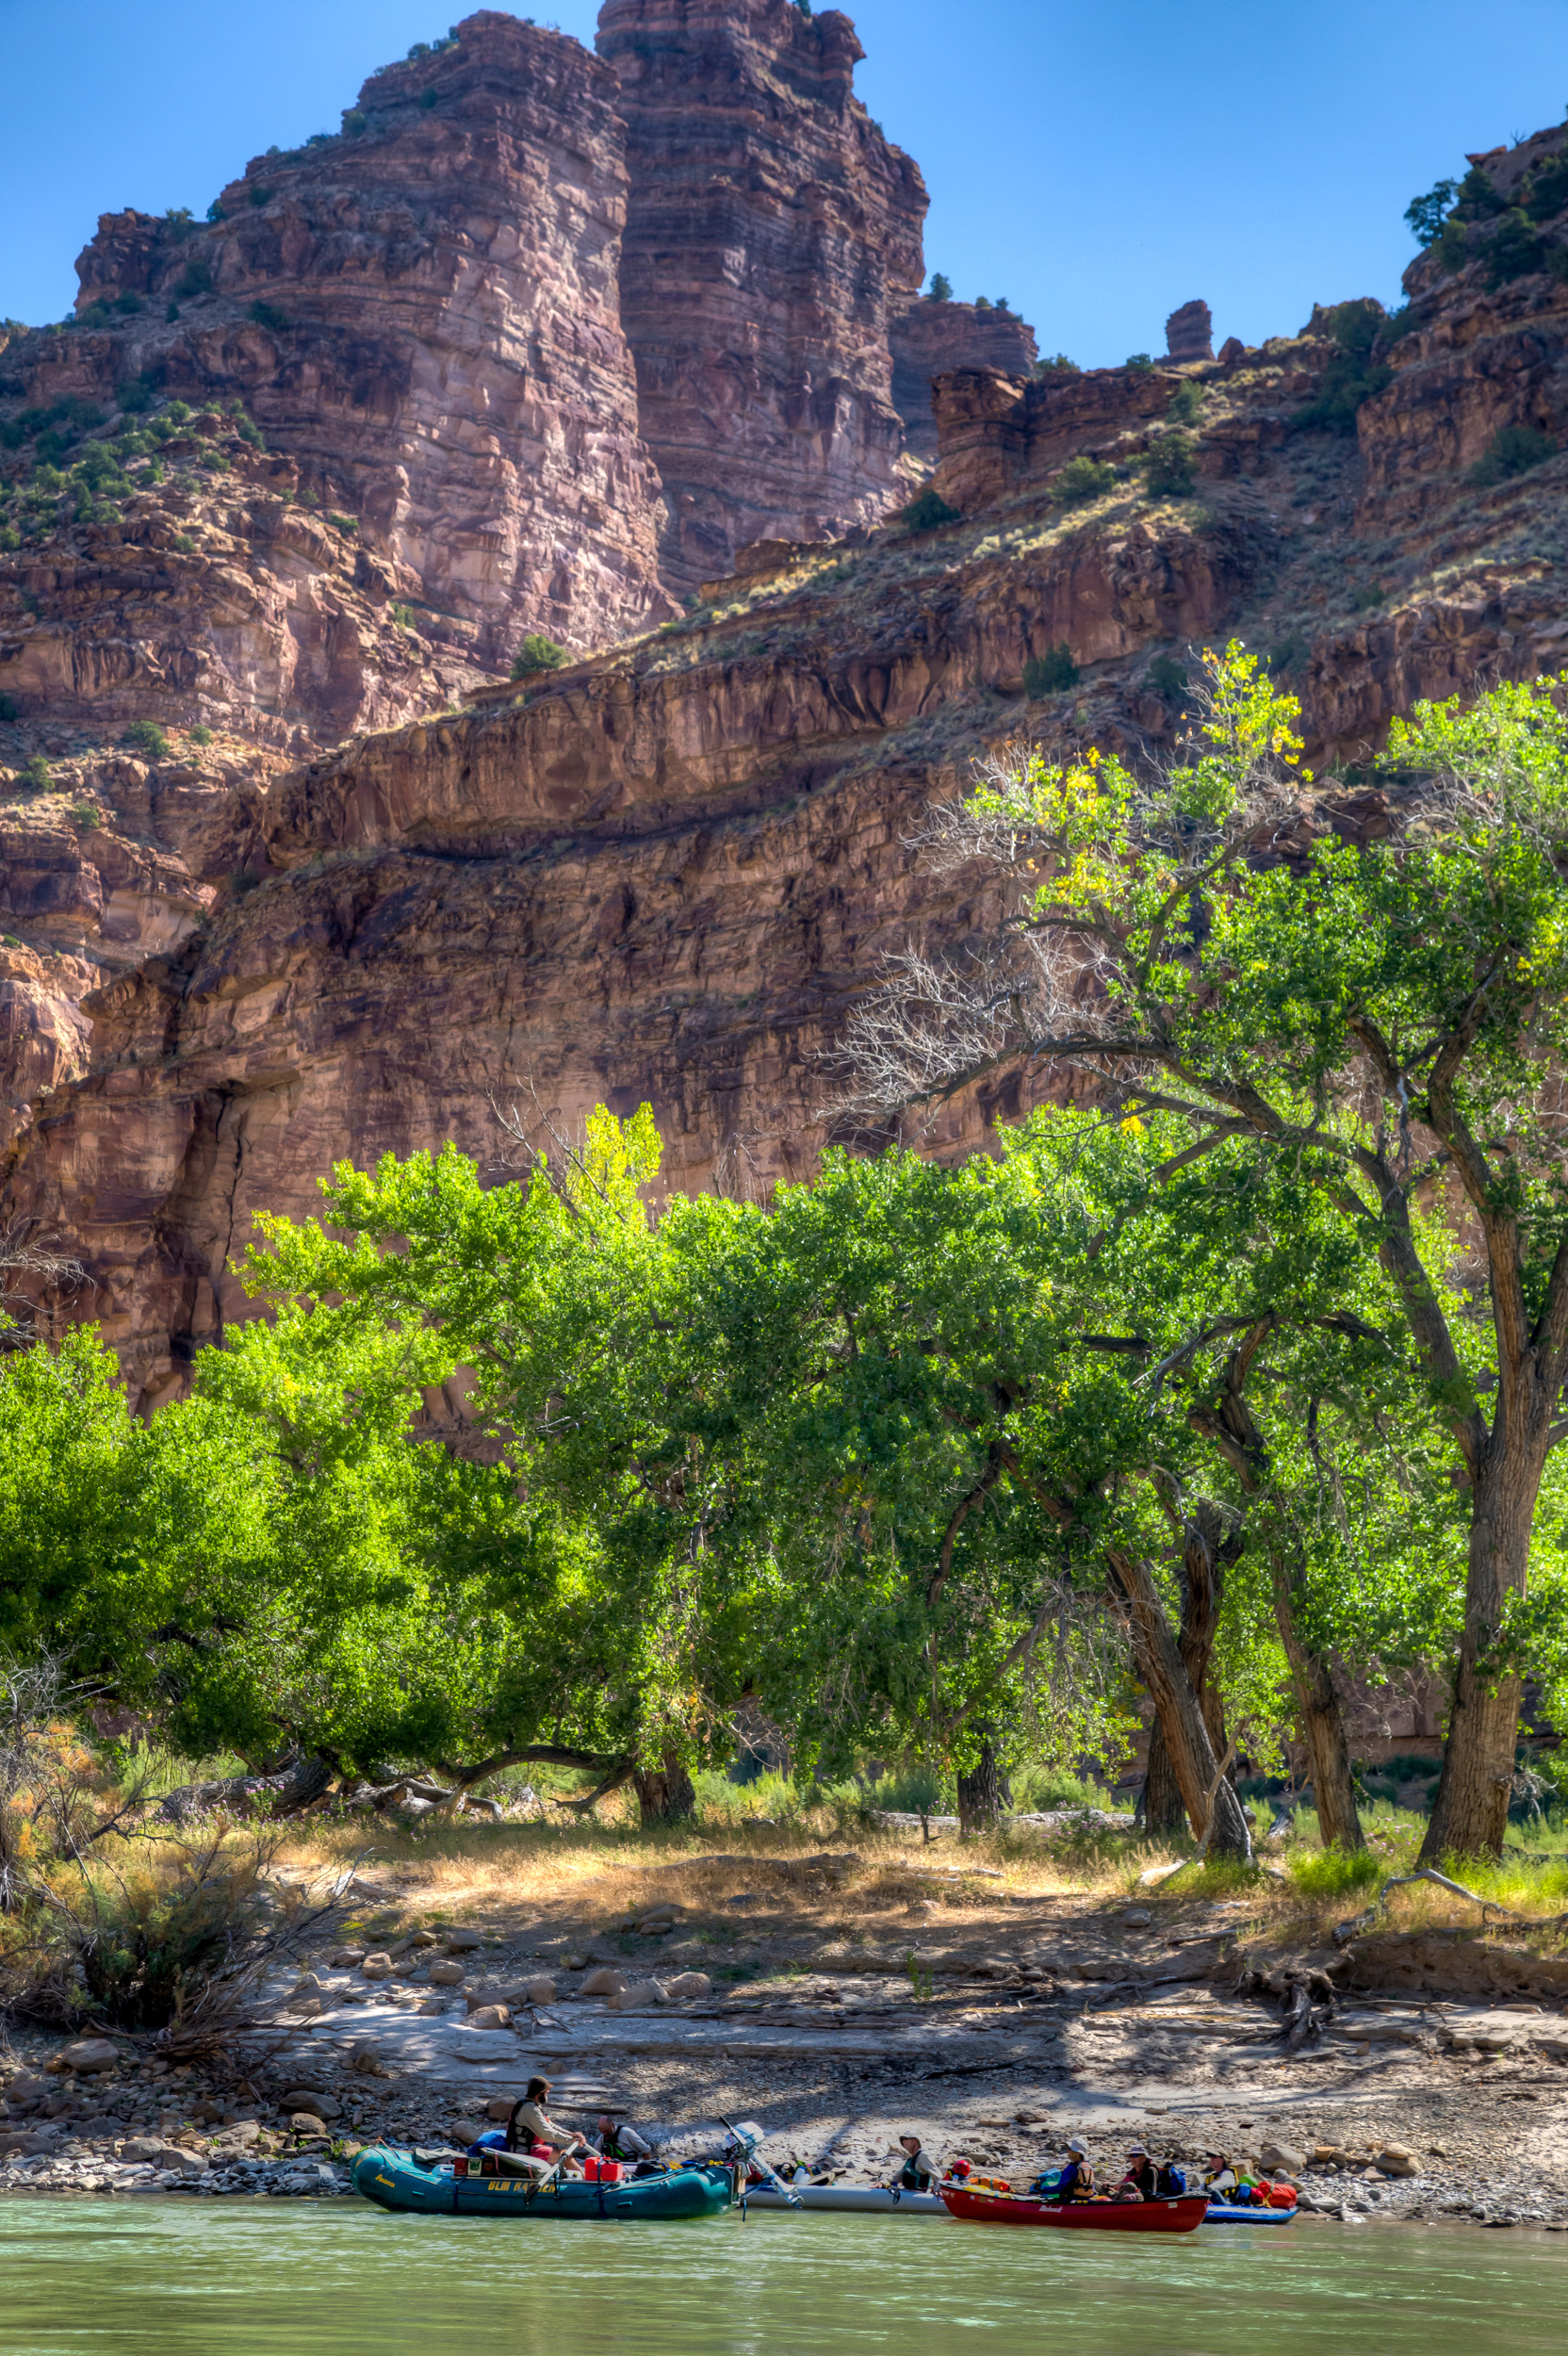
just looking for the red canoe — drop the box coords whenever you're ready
[940,2187,1209,2233]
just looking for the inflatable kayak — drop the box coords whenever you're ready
[941,2186,1208,2233]
[744,2184,950,2215]
[351,2146,735,2220]
[1203,2201,1298,2225]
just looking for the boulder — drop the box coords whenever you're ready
[360,1952,394,1980]
[347,2043,390,2077]
[290,1972,326,1998]
[608,1979,664,2010]
[445,1929,484,1952]
[210,2121,262,2151]
[514,1977,557,2005]
[60,2039,121,2074]
[662,1971,712,2000]
[449,2117,487,2147]
[428,1960,466,1987]
[328,1947,367,1969]
[581,1967,626,1998]
[1376,2146,1418,2177]
[466,2005,512,2031]
[290,1996,325,2018]
[156,2143,207,2173]
[3,2072,47,2109]
[281,2089,339,2120]
[289,2113,331,2136]
[486,2097,517,2121]
[1260,2139,1307,2174]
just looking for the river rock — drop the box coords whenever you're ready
[466,2004,512,2031]
[210,2122,262,2151]
[157,2143,208,2173]
[3,2072,47,2109]
[662,1971,712,2000]
[1261,2140,1307,2174]
[281,2089,339,2119]
[1377,2146,1419,2177]
[328,1946,367,1968]
[449,2117,487,2147]
[360,1952,394,1980]
[581,1968,626,1998]
[445,1929,484,1952]
[608,1979,664,2010]
[486,2098,517,2121]
[428,1960,466,1987]
[514,1977,557,2004]
[60,2038,122,2074]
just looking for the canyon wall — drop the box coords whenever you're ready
[8,93,1568,1396]
[889,298,1038,461]
[597,0,929,588]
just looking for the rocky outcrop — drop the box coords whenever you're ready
[889,298,1037,460]
[57,12,671,667]
[597,0,928,588]
[1164,300,1213,363]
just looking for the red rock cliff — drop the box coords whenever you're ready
[62,11,672,669]
[596,0,928,588]
[889,297,1037,461]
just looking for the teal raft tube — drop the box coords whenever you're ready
[351,2147,736,2221]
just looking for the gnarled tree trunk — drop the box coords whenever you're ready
[633,1752,696,1829]
[1268,1551,1364,1851]
[1419,1445,1537,1862]
[956,1736,1011,1835]
[1106,1546,1252,1861]
[1141,1724,1187,1837]
[1143,1501,1241,1842]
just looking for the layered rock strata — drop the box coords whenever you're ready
[57,12,671,668]
[597,0,928,588]
[11,114,1568,1391]
[888,298,1038,461]
[1164,300,1214,364]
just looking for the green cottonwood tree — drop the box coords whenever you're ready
[842,649,1568,1858]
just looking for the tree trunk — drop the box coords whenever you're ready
[1419,1452,1535,1860]
[1141,1722,1187,1837]
[1267,1551,1364,1850]
[633,1751,696,1830]
[956,1737,1011,1835]
[1106,1547,1252,1861]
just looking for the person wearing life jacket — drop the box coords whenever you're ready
[1202,2150,1239,2199]
[1051,2135,1096,2201]
[594,2114,654,2168]
[891,2134,939,2192]
[507,2078,586,2172]
[1119,2145,1156,2200]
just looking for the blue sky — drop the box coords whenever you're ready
[2,0,1564,365]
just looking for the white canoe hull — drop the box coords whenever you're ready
[745,2184,950,2215]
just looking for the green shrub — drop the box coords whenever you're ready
[927,271,952,301]
[189,724,214,745]
[205,201,226,223]
[1051,453,1116,503]
[1455,162,1503,218]
[391,601,416,632]
[1404,177,1457,246]
[0,693,17,723]
[511,632,569,679]
[118,374,156,415]
[1146,651,1187,700]
[71,803,100,830]
[900,485,961,532]
[327,511,358,534]
[1292,299,1390,434]
[1433,217,1469,274]
[1167,380,1206,423]
[122,719,171,760]
[172,261,212,301]
[1470,423,1557,484]
[1022,644,1079,696]
[20,756,51,791]
[974,295,991,311]
[419,88,439,108]
[235,416,264,448]
[172,533,195,553]
[343,109,368,138]
[247,299,289,332]
[1144,430,1197,496]
[1526,148,1568,221]
[1037,352,1079,374]
[1484,207,1544,286]
[1125,352,1155,372]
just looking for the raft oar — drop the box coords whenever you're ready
[717,2113,802,2209]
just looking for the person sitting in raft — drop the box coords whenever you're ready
[1118,2145,1156,2201]
[890,2135,939,2192]
[1202,2150,1239,2198]
[507,2079,587,2173]
[1049,2136,1096,2201]
[593,2114,655,2170]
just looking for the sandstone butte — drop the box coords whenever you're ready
[1,45,1567,1406]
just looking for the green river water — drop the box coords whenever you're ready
[2,2202,1566,2356]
